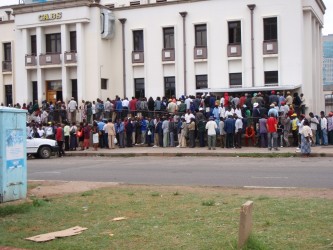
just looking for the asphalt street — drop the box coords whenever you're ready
[27,156,333,189]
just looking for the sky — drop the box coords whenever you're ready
[1,0,333,35]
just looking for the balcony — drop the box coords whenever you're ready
[25,55,37,67]
[39,53,61,66]
[2,61,12,72]
[64,51,77,64]
[132,51,144,64]
[227,44,242,57]
[194,46,207,60]
[263,40,278,55]
[162,48,175,62]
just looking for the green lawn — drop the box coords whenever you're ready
[0,185,333,250]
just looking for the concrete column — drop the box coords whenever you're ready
[15,28,29,104]
[76,22,85,103]
[36,27,45,104]
[61,24,69,103]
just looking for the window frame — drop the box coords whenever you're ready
[229,73,242,87]
[164,76,176,98]
[3,43,11,61]
[163,27,175,49]
[195,74,208,89]
[70,31,77,52]
[101,78,108,90]
[134,78,145,99]
[45,33,61,54]
[263,17,278,41]
[133,30,144,52]
[264,71,279,85]
[228,21,241,44]
[194,24,207,47]
[31,35,37,55]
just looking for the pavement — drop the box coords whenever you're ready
[64,145,333,158]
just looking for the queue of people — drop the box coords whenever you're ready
[23,90,333,158]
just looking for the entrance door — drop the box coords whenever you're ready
[46,81,62,104]
[47,91,57,104]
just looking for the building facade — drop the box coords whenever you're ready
[323,34,333,112]
[0,0,326,114]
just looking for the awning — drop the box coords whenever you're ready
[195,84,302,94]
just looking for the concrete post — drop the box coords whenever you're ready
[238,200,254,249]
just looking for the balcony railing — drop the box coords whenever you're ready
[64,51,77,64]
[2,61,12,72]
[162,48,175,62]
[25,55,37,66]
[39,53,61,66]
[132,51,144,63]
[263,40,278,55]
[194,46,207,60]
[227,44,242,57]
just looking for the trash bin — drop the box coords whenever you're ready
[0,107,27,203]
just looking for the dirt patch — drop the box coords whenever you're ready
[28,181,333,200]
[28,181,119,198]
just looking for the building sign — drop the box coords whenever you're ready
[39,12,62,21]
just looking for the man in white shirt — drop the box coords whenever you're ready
[205,116,217,150]
[68,97,77,123]
[320,111,328,145]
[184,110,195,124]
[234,114,243,148]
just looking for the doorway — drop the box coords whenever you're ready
[46,81,62,104]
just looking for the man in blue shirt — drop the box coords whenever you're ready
[224,115,235,148]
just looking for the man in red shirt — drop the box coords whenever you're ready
[266,113,278,151]
[55,123,65,157]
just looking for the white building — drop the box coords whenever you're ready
[0,0,326,113]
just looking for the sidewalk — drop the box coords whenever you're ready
[64,145,333,158]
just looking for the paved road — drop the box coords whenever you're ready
[28,156,333,189]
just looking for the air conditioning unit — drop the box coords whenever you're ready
[101,9,115,40]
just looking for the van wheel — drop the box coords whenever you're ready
[38,146,51,159]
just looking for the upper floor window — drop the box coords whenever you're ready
[163,27,174,49]
[70,31,77,52]
[229,73,242,87]
[3,43,11,61]
[46,33,61,53]
[228,21,241,44]
[264,17,277,41]
[133,30,144,52]
[164,76,176,98]
[195,24,207,47]
[31,35,37,55]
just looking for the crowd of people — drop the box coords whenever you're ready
[18,90,333,157]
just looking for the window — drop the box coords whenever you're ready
[101,79,108,90]
[32,81,38,103]
[163,27,174,49]
[70,31,77,52]
[46,33,61,53]
[133,30,144,52]
[264,71,278,85]
[164,76,175,98]
[228,21,241,44]
[264,17,277,41]
[31,35,37,55]
[134,78,145,98]
[5,85,12,106]
[3,43,11,61]
[72,79,78,101]
[196,75,208,89]
[229,73,242,87]
[195,24,207,47]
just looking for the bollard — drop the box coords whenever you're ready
[238,200,254,249]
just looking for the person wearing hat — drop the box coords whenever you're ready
[291,113,299,147]
[205,116,217,150]
[268,103,278,118]
[285,91,293,106]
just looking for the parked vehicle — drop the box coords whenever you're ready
[26,137,59,159]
